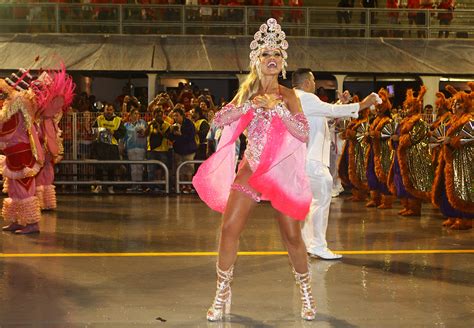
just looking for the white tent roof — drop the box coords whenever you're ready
[0,34,473,75]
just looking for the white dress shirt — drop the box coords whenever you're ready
[295,89,359,167]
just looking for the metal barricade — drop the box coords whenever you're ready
[56,159,169,193]
[175,159,241,194]
[175,160,204,194]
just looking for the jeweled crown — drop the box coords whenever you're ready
[249,18,288,71]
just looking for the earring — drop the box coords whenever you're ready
[281,60,287,79]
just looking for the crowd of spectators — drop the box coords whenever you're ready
[61,82,236,194]
[59,80,439,194]
[1,0,460,37]
[334,0,456,38]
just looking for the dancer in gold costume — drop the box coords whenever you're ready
[388,86,434,216]
[364,88,394,209]
[432,83,473,230]
[338,96,369,201]
[429,90,452,166]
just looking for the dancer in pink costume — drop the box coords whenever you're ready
[35,66,75,210]
[193,18,316,322]
[0,69,45,234]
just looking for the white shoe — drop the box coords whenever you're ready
[308,248,342,260]
[92,186,102,194]
[332,186,344,197]
[107,186,115,194]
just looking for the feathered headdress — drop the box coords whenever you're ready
[377,88,392,114]
[404,86,426,114]
[36,63,75,116]
[446,84,472,113]
[435,91,451,112]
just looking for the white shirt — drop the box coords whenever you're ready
[295,89,359,167]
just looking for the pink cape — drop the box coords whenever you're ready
[192,111,311,221]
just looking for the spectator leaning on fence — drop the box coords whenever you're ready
[337,0,354,36]
[417,0,435,38]
[360,0,378,37]
[406,0,420,37]
[168,107,197,194]
[91,103,126,194]
[270,0,285,22]
[386,0,399,37]
[437,0,454,38]
[289,0,304,24]
[145,107,171,192]
[124,108,147,192]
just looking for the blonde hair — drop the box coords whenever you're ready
[234,65,261,106]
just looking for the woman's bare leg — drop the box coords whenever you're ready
[275,211,317,320]
[207,160,259,321]
[275,211,308,273]
[217,161,258,270]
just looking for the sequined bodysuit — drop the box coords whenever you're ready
[214,99,309,171]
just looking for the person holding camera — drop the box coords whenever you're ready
[124,108,147,192]
[158,93,174,113]
[121,95,141,122]
[168,107,197,194]
[91,103,126,194]
[145,107,171,192]
[191,106,210,163]
[199,88,216,110]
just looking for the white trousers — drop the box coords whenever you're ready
[127,148,146,182]
[301,160,333,251]
[330,137,344,191]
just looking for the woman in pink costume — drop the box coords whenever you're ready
[35,66,75,210]
[0,69,44,234]
[193,18,316,322]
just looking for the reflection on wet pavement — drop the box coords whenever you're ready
[0,195,472,327]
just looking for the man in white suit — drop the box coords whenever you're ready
[292,68,379,260]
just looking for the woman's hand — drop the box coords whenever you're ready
[252,94,281,110]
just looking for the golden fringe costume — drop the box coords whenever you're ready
[431,84,473,230]
[387,87,434,216]
[338,102,369,201]
[430,91,452,166]
[338,121,354,190]
[364,88,394,209]
[0,73,44,234]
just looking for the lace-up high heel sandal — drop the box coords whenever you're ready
[207,264,234,321]
[292,267,317,321]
